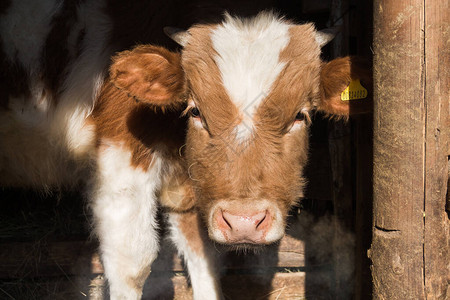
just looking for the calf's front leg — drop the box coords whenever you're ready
[91,145,162,299]
[167,210,223,300]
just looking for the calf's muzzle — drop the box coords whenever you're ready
[208,201,284,245]
[216,210,270,244]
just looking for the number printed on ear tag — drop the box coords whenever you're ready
[341,79,368,101]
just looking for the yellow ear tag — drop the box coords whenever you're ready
[341,79,368,101]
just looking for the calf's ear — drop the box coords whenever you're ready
[317,56,373,117]
[110,45,186,108]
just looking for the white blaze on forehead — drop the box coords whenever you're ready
[211,12,291,140]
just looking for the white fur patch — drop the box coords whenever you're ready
[92,143,163,298]
[211,12,291,141]
[234,122,254,142]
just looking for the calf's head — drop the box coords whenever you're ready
[111,12,371,247]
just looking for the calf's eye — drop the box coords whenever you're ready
[295,111,305,122]
[189,107,201,118]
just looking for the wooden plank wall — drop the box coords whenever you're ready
[0,218,342,299]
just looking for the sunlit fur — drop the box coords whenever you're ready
[211,12,291,142]
[182,12,320,247]
[1,2,369,298]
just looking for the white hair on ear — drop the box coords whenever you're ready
[164,27,190,46]
[315,27,339,47]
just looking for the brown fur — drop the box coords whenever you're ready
[319,56,373,116]
[92,46,187,173]
[178,210,209,257]
[270,24,321,130]
[181,25,241,136]
[110,45,186,109]
[180,22,319,223]
[126,265,152,294]
[92,16,372,244]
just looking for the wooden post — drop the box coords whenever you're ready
[422,1,450,298]
[371,0,449,299]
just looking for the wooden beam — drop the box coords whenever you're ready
[371,0,449,298]
[372,0,426,299]
[423,0,450,298]
[0,234,306,279]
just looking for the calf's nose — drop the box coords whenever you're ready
[216,210,270,243]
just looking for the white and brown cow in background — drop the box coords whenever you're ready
[0,0,371,299]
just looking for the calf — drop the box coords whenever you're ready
[0,1,370,299]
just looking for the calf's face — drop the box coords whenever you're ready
[180,16,320,246]
[110,13,371,248]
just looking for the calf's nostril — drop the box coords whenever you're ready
[255,212,267,230]
[221,211,233,230]
[216,209,234,232]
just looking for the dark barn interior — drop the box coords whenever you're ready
[1,0,378,299]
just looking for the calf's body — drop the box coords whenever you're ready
[0,1,370,298]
